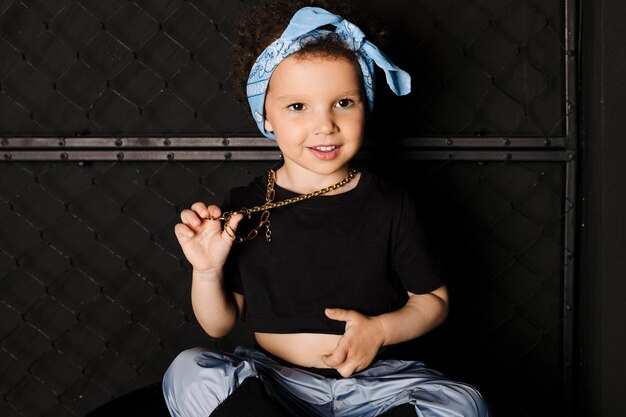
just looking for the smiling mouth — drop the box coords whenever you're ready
[310,145,340,152]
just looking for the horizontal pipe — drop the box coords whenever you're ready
[1,149,574,162]
[1,136,569,149]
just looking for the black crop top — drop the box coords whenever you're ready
[223,169,443,335]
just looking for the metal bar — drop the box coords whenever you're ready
[1,149,574,162]
[372,137,568,148]
[563,159,577,417]
[1,150,282,161]
[0,137,275,149]
[564,0,579,150]
[563,0,579,414]
[357,150,574,162]
[1,136,568,150]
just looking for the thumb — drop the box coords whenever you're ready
[226,212,244,231]
[221,213,244,240]
[325,308,350,322]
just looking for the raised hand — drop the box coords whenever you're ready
[174,203,243,275]
[321,308,386,377]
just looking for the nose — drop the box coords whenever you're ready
[314,109,338,135]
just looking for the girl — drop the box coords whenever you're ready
[163,1,490,416]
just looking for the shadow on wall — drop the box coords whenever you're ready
[85,383,169,417]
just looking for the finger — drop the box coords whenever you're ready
[226,212,243,230]
[174,223,194,240]
[180,209,202,227]
[206,205,222,220]
[321,346,348,368]
[191,202,209,217]
[336,362,359,378]
[325,308,356,322]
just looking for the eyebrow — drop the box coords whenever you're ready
[274,89,362,101]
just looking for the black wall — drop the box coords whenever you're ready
[579,0,626,416]
[1,0,625,416]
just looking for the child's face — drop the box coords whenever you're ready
[264,55,365,179]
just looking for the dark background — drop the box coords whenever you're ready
[578,0,626,417]
[0,0,624,416]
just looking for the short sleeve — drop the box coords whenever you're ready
[223,249,244,295]
[392,190,444,294]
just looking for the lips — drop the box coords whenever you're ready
[310,145,339,152]
[308,144,342,160]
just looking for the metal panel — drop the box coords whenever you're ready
[0,0,578,415]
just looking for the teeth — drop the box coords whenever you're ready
[313,146,337,152]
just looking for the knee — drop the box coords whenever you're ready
[162,348,260,417]
[411,380,490,417]
[162,348,224,417]
[163,347,205,390]
[452,384,490,417]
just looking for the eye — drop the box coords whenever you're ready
[288,103,305,111]
[335,98,354,108]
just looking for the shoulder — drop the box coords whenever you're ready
[225,174,267,209]
[359,169,413,206]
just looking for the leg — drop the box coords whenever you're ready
[377,403,416,416]
[332,359,490,417]
[211,377,292,417]
[405,377,489,417]
[162,347,259,417]
[233,346,336,417]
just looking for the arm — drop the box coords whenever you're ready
[191,270,245,339]
[377,284,448,346]
[175,203,244,338]
[322,284,448,377]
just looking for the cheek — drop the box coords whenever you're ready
[342,112,365,133]
[270,117,298,135]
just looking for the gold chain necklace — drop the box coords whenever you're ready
[213,168,360,243]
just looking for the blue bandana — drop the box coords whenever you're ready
[246,6,411,140]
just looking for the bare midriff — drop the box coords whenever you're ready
[255,332,343,368]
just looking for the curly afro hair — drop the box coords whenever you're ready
[231,0,387,106]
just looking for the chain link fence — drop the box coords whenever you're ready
[0,0,566,140]
[1,157,571,417]
[0,0,577,416]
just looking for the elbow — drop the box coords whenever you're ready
[200,319,236,340]
[431,284,449,326]
[206,329,228,339]
[193,304,240,339]
[437,298,449,326]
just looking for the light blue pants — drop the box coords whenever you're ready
[163,346,490,417]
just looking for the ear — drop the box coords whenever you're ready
[264,117,274,133]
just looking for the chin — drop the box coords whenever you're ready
[312,164,354,177]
